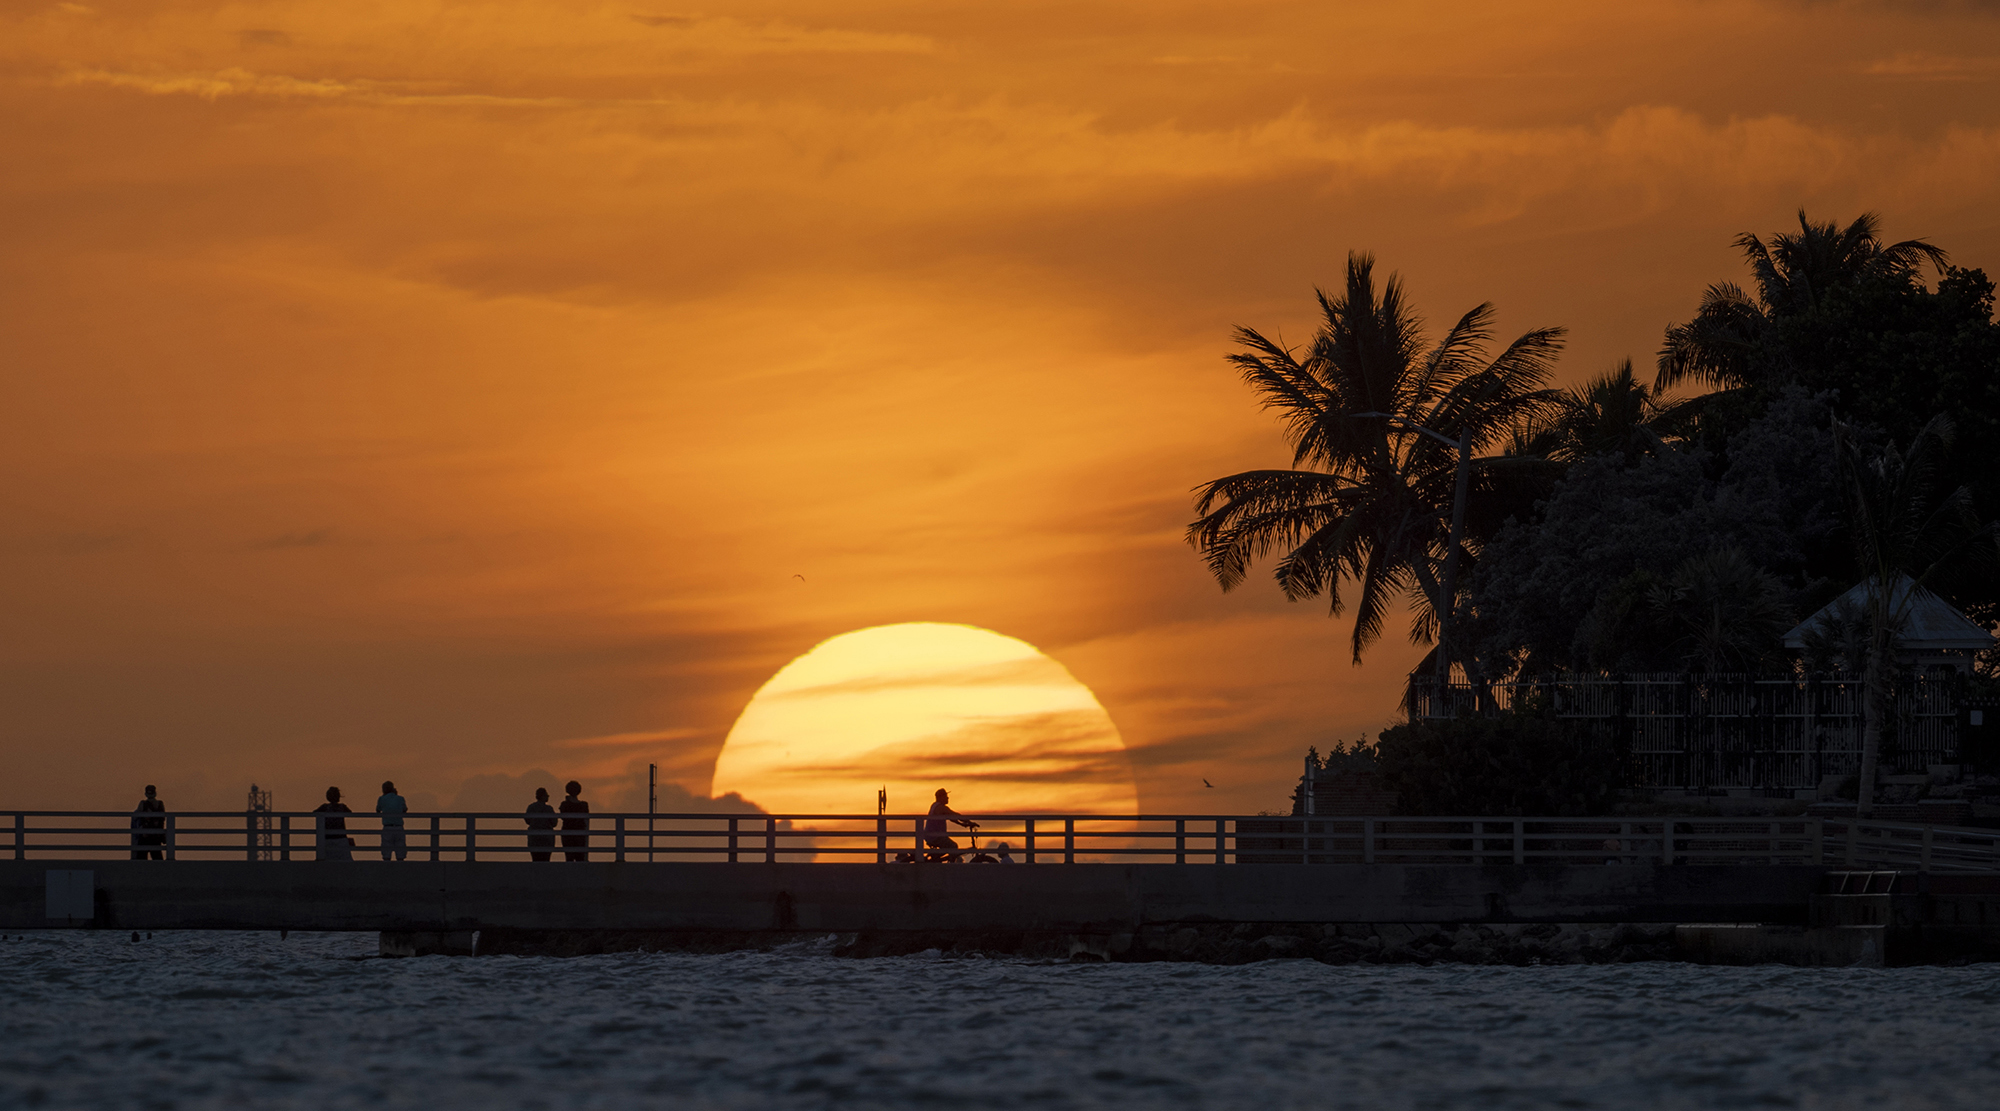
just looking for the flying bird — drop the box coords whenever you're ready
[1202,778,1215,788]
[792,574,806,582]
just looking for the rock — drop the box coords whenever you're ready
[1256,935,1307,957]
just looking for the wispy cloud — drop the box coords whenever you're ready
[1863,51,2000,79]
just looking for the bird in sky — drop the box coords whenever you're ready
[792,574,805,582]
[1202,778,1215,788]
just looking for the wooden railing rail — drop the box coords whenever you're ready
[4,811,1994,870]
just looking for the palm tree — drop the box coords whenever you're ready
[1540,358,1691,464]
[1658,211,1949,393]
[1835,414,1995,817]
[1644,546,1793,673]
[1186,253,1565,699]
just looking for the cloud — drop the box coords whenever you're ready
[1862,51,2000,78]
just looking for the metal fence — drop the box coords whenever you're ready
[8,810,1998,871]
[1407,672,1963,791]
[1234,816,2000,871]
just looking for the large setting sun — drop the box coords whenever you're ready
[710,623,1138,816]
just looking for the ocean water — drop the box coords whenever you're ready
[2,932,1997,1110]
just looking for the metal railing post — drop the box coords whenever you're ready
[280,815,291,861]
[1175,818,1185,865]
[430,816,439,862]
[1662,819,1674,866]
[877,817,886,864]
[1923,825,1934,872]
[13,813,22,860]
[1064,818,1074,864]
[1025,818,1036,864]
[165,815,176,861]
[1363,818,1374,865]
[616,817,626,863]
[1301,818,1309,865]
[466,816,477,862]
[765,817,776,863]
[1215,818,1225,864]
[1513,819,1524,865]
[246,812,256,861]
[728,818,738,863]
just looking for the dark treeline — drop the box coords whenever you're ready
[1473,211,2000,679]
[1192,212,2000,815]
[1192,210,2000,686]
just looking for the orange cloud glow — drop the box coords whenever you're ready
[3,0,1998,816]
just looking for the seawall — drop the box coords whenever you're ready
[3,860,1821,934]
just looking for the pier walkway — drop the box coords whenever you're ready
[8,811,1997,962]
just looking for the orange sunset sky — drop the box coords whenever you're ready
[4,1,2000,816]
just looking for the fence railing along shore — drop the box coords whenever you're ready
[8,811,2000,872]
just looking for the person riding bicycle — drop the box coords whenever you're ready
[924,788,976,855]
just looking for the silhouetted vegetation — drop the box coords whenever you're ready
[1195,211,2000,685]
[1373,712,1627,816]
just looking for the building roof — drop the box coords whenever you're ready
[1782,574,1995,652]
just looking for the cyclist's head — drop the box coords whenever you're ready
[935,788,948,800]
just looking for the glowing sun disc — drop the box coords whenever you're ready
[710,623,1137,816]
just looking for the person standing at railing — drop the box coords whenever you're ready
[526,787,557,861]
[130,785,166,861]
[559,780,590,862]
[314,787,354,862]
[376,781,408,862]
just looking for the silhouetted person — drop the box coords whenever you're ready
[130,785,165,860]
[924,788,973,856]
[376,781,408,861]
[314,787,353,862]
[526,787,557,862]
[559,781,590,862]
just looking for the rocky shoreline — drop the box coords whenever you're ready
[466,921,1680,964]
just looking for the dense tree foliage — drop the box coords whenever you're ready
[1194,212,2000,696]
[1469,212,2000,679]
[1373,712,1627,816]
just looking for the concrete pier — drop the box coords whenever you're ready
[2,860,1822,934]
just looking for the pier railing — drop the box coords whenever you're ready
[6,811,1997,871]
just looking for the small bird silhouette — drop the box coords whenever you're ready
[1202,778,1215,788]
[792,574,806,582]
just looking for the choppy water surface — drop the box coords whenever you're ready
[3,932,1998,1109]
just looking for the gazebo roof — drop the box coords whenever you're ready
[1782,574,1995,652]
